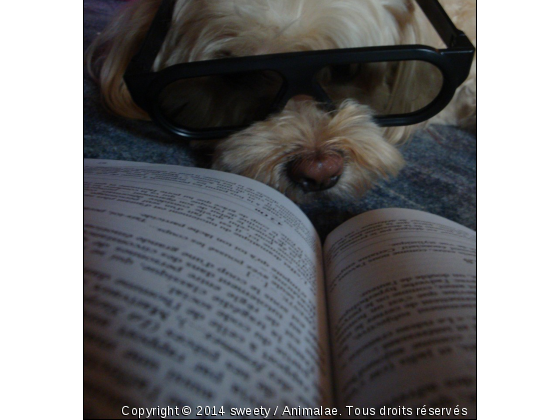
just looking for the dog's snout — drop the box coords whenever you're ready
[287,153,344,193]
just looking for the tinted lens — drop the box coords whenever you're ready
[316,60,443,115]
[156,70,284,130]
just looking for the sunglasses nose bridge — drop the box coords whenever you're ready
[277,69,335,112]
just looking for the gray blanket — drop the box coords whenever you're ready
[84,0,476,240]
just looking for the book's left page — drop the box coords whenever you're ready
[83,160,332,418]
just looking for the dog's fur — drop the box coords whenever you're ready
[86,0,475,203]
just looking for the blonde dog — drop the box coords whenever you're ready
[86,0,475,203]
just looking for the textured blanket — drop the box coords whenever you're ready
[84,0,476,240]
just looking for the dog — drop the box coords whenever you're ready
[86,0,475,203]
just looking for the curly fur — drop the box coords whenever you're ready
[86,0,475,203]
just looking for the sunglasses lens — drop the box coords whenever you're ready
[156,70,284,130]
[315,60,443,115]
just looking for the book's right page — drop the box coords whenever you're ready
[323,208,476,418]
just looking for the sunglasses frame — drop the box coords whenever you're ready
[124,0,475,140]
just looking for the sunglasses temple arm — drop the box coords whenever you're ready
[126,0,176,74]
[415,0,473,49]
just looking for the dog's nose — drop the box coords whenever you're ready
[287,153,344,192]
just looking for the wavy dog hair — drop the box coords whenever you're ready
[86,0,475,203]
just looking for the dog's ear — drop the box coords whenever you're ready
[85,0,164,120]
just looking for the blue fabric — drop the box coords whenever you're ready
[84,0,476,241]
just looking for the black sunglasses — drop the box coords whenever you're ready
[124,0,474,140]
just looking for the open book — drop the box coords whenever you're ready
[84,159,476,419]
